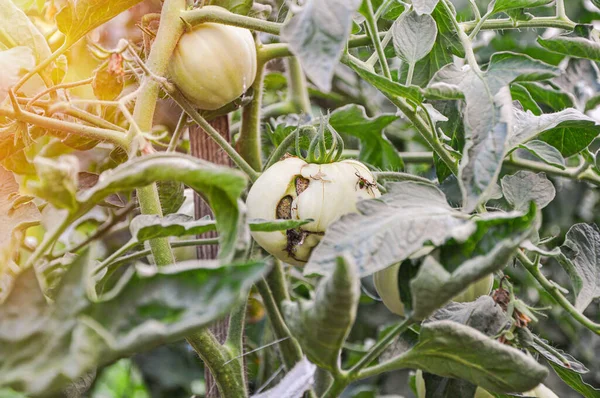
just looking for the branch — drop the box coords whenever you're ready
[0,107,128,148]
[181,7,281,35]
[517,251,600,335]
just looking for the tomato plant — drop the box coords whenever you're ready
[1,0,600,397]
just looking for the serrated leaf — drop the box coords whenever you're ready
[0,0,51,66]
[560,223,600,312]
[56,0,145,45]
[284,256,360,371]
[386,321,548,393]
[550,363,600,398]
[412,0,439,15]
[0,47,35,103]
[516,82,575,112]
[77,153,248,262]
[0,249,268,396]
[538,29,600,62]
[252,358,316,398]
[429,52,559,211]
[399,2,464,87]
[426,296,509,337]
[517,141,565,169]
[492,0,553,14]
[392,11,438,65]
[329,104,404,171]
[509,108,600,157]
[281,0,361,91]
[304,182,473,277]
[411,206,535,319]
[511,84,543,115]
[500,171,555,211]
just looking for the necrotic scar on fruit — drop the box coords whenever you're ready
[276,195,293,219]
[295,176,310,195]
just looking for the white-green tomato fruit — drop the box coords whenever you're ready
[416,370,558,398]
[169,6,257,110]
[374,263,494,316]
[246,157,381,266]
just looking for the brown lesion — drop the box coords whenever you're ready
[284,228,308,261]
[276,195,293,220]
[295,176,310,196]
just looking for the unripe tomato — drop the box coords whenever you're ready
[374,262,494,316]
[416,370,558,398]
[246,157,380,266]
[169,6,257,110]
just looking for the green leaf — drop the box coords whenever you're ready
[90,359,150,398]
[284,256,360,371]
[248,218,313,232]
[492,0,553,14]
[509,108,600,157]
[500,171,555,211]
[0,0,51,66]
[560,223,600,312]
[0,249,268,396]
[412,0,440,15]
[428,296,510,337]
[411,205,535,319]
[0,166,40,296]
[304,182,473,277]
[25,156,79,212]
[517,140,566,169]
[538,27,600,62]
[157,180,185,215]
[281,0,362,91]
[515,82,575,112]
[550,363,600,398]
[400,2,465,87]
[130,214,216,242]
[0,47,35,103]
[346,59,424,103]
[56,0,145,45]
[207,0,253,15]
[77,153,248,262]
[511,84,543,115]
[392,321,548,393]
[429,52,559,211]
[329,104,404,171]
[392,11,438,65]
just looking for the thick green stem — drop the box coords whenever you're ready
[321,373,351,398]
[182,7,281,34]
[374,171,435,185]
[286,58,312,115]
[238,57,266,171]
[556,0,567,19]
[504,156,600,186]
[350,317,416,375]
[188,330,248,398]
[363,0,391,79]
[226,294,249,356]
[255,278,304,370]
[265,259,290,313]
[517,251,600,335]
[127,0,186,267]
